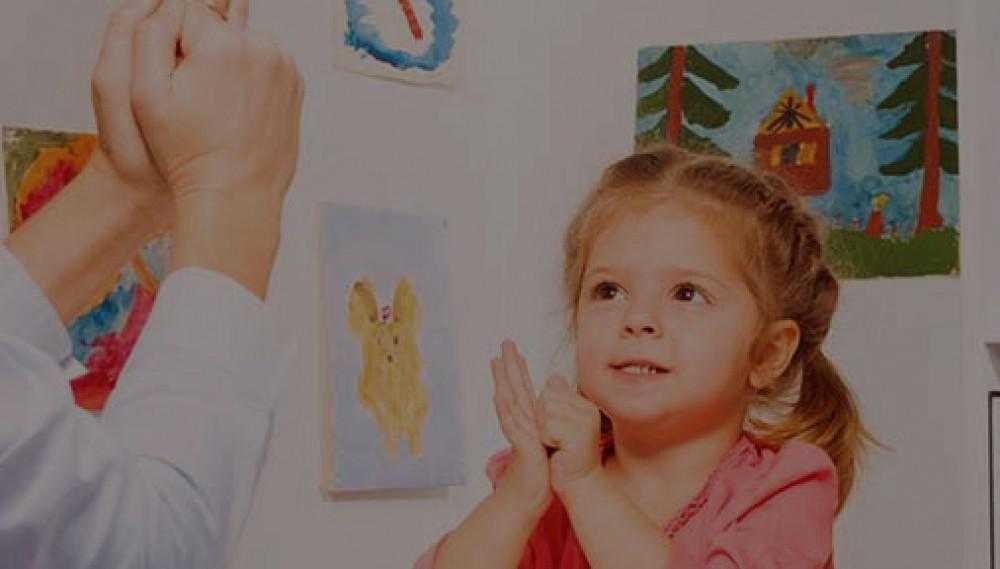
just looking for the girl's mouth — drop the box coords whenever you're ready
[610,360,669,376]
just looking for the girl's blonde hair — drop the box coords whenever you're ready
[563,144,874,511]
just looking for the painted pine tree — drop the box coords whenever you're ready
[635,46,739,155]
[878,30,957,233]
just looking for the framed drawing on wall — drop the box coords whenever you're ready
[990,391,1000,568]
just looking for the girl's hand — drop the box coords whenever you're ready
[538,375,602,496]
[490,340,552,518]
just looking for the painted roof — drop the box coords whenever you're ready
[757,88,827,135]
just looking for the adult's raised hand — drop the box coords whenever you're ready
[130,0,304,298]
[131,0,302,206]
[89,0,235,235]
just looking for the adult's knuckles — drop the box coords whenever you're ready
[195,27,244,64]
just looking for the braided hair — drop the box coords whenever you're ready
[563,144,874,512]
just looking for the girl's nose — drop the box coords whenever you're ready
[622,312,661,338]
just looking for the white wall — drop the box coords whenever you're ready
[2,0,995,568]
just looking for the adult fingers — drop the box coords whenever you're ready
[178,0,233,60]
[93,0,162,152]
[226,0,250,29]
[132,0,185,127]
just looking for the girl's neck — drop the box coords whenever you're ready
[604,419,744,525]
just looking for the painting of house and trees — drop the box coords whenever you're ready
[635,30,958,278]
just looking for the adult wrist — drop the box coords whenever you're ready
[80,150,171,240]
[170,189,283,300]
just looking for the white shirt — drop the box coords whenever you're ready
[0,245,281,569]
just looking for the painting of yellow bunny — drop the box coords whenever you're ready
[320,203,464,493]
[347,277,428,459]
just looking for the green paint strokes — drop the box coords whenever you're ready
[825,227,959,279]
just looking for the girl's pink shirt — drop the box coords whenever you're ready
[414,433,838,569]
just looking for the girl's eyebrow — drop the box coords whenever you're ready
[581,266,617,280]
[673,268,734,292]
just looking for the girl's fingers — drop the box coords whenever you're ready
[492,358,529,444]
[493,356,545,450]
[502,340,538,418]
[513,349,538,413]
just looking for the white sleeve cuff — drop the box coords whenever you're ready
[110,267,282,410]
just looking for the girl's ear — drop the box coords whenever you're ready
[749,319,801,390]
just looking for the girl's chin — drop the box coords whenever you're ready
[599,402,675,429]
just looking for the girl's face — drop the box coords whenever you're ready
[574,201,762,439]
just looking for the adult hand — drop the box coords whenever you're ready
[132,0,302,206]
[130,0,304,298]
[537,375,602,496]
[491,340,552,518]
[88,0,199,235]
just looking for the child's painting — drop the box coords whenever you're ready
[991,391,1000,569]
[3,126,170,413]
[319,203,463,493]
[635,30,959,278]
[332,0,459,86]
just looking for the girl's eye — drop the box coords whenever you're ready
[592,281,625,301]
[674,283,708,304]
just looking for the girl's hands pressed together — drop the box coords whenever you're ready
[491,340,552,518]
[538,375,603,496]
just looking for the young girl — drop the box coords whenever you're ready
[415,145,872,569]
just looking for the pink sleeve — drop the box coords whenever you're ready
[413,534,449,569]
[673,442,838,569]
[485,447,515,488]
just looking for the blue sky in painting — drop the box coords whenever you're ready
[636,31,958,236]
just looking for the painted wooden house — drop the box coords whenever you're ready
[753,85,831,196]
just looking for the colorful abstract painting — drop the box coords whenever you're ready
[319,203,463,493]
[635,30,959,278]
[333,0,459,86]
[3,126,170,413]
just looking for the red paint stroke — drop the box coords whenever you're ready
[397,0,423,41]
[20,160,79,221]
[865,210,884,239]
[917,31,944,232]
[71,285,156,413]
[665,46,686,144]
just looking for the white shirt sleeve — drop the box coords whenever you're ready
[0,245,281,569]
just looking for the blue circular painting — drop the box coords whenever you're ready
[344,0,458,72]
